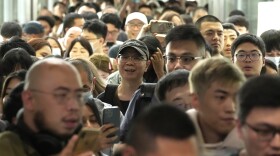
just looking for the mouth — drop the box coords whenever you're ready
[243,66,253,71]
[124,68,136,72]
[63,118,79,129]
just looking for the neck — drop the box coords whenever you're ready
[197,114,226,143]
[23,112,39,133]
[117,80,142,101]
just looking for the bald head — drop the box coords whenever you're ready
[24,58,82,90]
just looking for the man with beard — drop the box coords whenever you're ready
[0,58,93,156]
[195,15,224,57]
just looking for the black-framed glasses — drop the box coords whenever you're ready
[163,55,202,65]
[235,52,262,61]
[30,89,85,104]
[245,122,280,141]
[118,55,147,63]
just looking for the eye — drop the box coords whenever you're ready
[167,56,176,62]
[251,53,260,58]
[237,53,245,57]
[181,56,193,63]
[134,56,144,61]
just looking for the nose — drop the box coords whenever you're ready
[224,98,236,114]
[66,95,81,112]
[174,59,184,70]
[270,133,280,150]
[85,119,92,128]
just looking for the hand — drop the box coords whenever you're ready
[150,48,165,79]
[58,135,94,156]
[96,124,119,151]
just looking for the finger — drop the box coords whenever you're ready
[60,135,79,156]
[100,124,114,132]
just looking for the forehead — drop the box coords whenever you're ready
[200,21,223,32]
[82,30,97,37]
[107,23,118,30]
[246,107,280,126]
[224,29,238,36]
[127,19,144,24]
[235,42,260,52]
[166,40,201,56]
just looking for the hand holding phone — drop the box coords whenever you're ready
[150,20,174,34]
[103,106,121,143]
[73,128,101,155]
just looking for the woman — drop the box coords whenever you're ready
[45,36,63,56]
[64,37,93,59]
[28,38,52,58]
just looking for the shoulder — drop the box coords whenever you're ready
[0,131,26,155]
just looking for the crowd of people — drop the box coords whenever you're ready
[0,0,280,155]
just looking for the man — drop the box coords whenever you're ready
[226,15,249,35]
[36,16,56,37]
[81,19,108,55]
[222,23,239,59]
[101,13,123,49]
[155,69,192,111]
[231,33,265,78]
[195,15,224,56]
[165,24,207,73]
[62,13,85,37]
[0,22,22,42]
[0,58,93,156]
[22,21,45,41]
[125,12,148,40]
[188,57,246,156]
[237,75,280,156]
[121,104,200,156]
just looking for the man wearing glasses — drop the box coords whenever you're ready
[125,12,148,40]
[164,24,207,73]
[0,58,93,156]
[231,33,265,78]
[237,75,280,156]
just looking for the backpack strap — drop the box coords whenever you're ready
[103,84,119,106]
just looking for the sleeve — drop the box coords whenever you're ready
[0,132,27,156]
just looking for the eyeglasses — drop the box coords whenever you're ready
[235,52,262,61]
[163,55,202,65]
[127,23,144,28]
[107,30,119,36]
[30,89,85,104]
[118,55,147,63]
[245,122,280,141]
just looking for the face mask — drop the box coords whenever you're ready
[52,48,61,56]
[266,56,280,68]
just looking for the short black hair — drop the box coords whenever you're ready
[165,24,206,57]
[77,2,101,13]
[195,15,221,30]
[155,69,189,101]
[100,13,122,29]
[237,75,280,124]
[226,15,249,30]
[260,59,278,74]
[0,22,22,39]
[125,104,196,155]
[83,19,108,39]
[231,33,266,57]
[0,48,34,76]
[222,23,239,36]
[81,12,99,21]
[63,13,83,35]
[229,9,245,17]
[36,16,56,28]
[260,29,280,52]
[0,36,35,59]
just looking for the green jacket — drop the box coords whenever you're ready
[0,131,40,156]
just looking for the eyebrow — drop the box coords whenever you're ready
[214,89,228,95]
[54,87,84,92]
[237,50,260,53]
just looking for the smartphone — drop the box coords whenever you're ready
[73,128,101,155]
[150,20,174,34]
[103,106,120,143]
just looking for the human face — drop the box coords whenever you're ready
[193,81,241,136]
[234,25,248,35]
[233,42,265,78]
[78,6,96,14]
[106,23,120,43]
[82,105,100,128]
[164,83,192,111]
[73,18,85,29]
[152,136,199,156]
[78,68,93,93]
[81,30,102,53]
[117,48,149,82]
[36,45,52,58]
[165,40,203,73]
[64,27,82,49]
[69,42,90,59]
[38,20,51,36]
[2,78,21,103]
[139,7,152,17]
[238,107,280,156]
[125,19,144,39]
[27,65,83,137]
[222,29,238,59]
[200,21,224,55]
[97,69,110,81]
